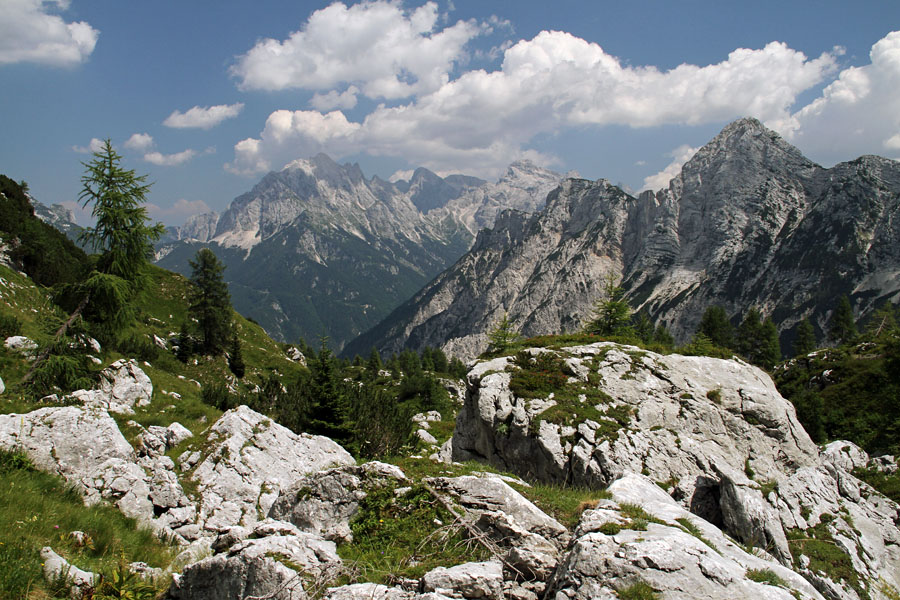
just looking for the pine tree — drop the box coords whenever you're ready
[79,140,164,284]
[487,313,521,355]
[305,338,350,441]
[697,306,734,349]
[585,274,633,337]
[653,325,674,348]
[735,307,764,361]
[759,318,782,368]
[23,141,163,383]
[188,248,232,355]
[828,296,857,345]
[632,312,655,344]
[228,333,245,378]
[793,319,816,357]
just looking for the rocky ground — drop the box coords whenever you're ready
[1,342,899,600]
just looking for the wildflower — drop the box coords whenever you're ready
[53,525,59,529]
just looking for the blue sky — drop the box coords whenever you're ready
[2,0,899,226]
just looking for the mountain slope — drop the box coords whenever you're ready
[347,118,900,359]
[155,156,565,349]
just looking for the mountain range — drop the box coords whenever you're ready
[346,118,900,359]
[154,154,567,349]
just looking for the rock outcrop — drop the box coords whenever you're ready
[169,520,342,600]
[269,461,406,542]
[67,359,154,415]
[449,342,900,598]
[189,405,355,531]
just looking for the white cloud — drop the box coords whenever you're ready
[124,132,154,152]
[72,137,105,154]
[147,198,211,222]
[0,0,98,66]
[229,30,839,178]
[388,169,415,183]
[640,145,700,192]
[310,86,359,111]
[163,103,244,129]
[778,31,900,163]
[231,1,484,99]
[144,149,197,166]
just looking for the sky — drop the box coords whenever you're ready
[1,0,899,226]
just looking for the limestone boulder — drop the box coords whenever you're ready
[5,335,37,356]
[40,547,96,599]
[420,560,504,600]
[323,583,414,600]
[269,461,406,543]
[0,406,133,479]
[546,473,825,600]
[426,475,568,544]
[191,405,355,532]
[169,530,341,600]
[68,359,153,415]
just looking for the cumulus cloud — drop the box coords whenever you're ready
[72,137,105,154]
[640,145,700,192]
[310,86,359,111]
[231,1,483,98]
[124,132,154,152]
[0,0,98,66]
[144,149,197,166]
[147,198,211,222]
[229,30,840,178]
[779,30,900,163]
[163,103,244,129]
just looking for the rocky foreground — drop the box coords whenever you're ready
[2,346,899,600]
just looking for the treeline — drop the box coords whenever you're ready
[202,340,464,458]
[776,302,900,454]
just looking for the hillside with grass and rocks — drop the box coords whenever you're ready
[2,233,900,599]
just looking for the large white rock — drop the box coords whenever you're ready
[191,405,355,531]
[4,335,37,355]
[68,359,153,415]
[268,461,406,543]
[169,530,341,600]
[0,406,194,539]
[0,406,133,479]
[420,560,504,599]
[40,547,96,599]
[546,473,825,600]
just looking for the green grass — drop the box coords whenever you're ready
[675,517,719,552]
[746,568,788,587]
[336,484,489,584]
[786,517,868,600]
[853,466,900,503]
[618,580,659,599]
[0,449,175,599]
[509,482,611,528]
[505,350,632,441]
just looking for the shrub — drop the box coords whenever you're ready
[115,334,160,362]
[745,568,787,587]
[0,312,22,338]
[201,382,233,411]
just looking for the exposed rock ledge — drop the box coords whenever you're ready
[449,342,900,598]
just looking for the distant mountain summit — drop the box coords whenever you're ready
[155,156,566,349]
[346,118,900,359]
